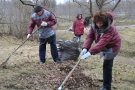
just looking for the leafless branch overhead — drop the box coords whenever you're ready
[112,0,121,11]
[19,0,35,7]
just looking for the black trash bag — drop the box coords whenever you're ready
[57,37,81,61]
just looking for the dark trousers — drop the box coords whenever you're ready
[103,59,114,90]
[39,37,59,63]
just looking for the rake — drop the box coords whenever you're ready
[57,59,81,90]
[1,27,40,66]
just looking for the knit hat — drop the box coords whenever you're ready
[33,5,43,13]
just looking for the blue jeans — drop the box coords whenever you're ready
[103,59,114,90]
[39,35,59,63]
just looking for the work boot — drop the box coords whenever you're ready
[99,86,107,90]
[54,59,62,64]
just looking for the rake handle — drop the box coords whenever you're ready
[57,59,81,90]
[1,27,41,66]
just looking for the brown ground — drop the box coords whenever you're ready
[0,60,100,90]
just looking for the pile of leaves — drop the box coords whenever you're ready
[1,60,100,90]
[57,61,100,90]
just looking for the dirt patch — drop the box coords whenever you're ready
[1,61,100,90]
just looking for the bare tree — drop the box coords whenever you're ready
[73,0,121,16]
[1,0,135,38]
[20,0,35,7]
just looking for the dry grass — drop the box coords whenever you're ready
[80,56,135,90]
[0,27,135,90]
[118,27,135,57]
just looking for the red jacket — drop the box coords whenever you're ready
[72,14,84,35]
[82,12,121,55]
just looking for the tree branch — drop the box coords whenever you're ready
[112,0,121,11]
[19,0,35,7]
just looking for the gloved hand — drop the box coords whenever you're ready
[41,21,47,26]
[80,52,91,60]
[71,32,74,34]
[27,34,31,39]
[81,48,87,55]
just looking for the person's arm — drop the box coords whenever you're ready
[80,28,94,60]
[89,30,113,55]
[27,18,36,34]
[82,28,94,50]
[46,12,56,26]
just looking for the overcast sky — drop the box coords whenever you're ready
[56,0,65,4]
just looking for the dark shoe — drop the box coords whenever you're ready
[54,59,62,63]
[98,78,103,82]
[99,86,107,90]
[56,60,62,63]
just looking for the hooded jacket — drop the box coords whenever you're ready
[72,14,84,35]
[82,12,121,60]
